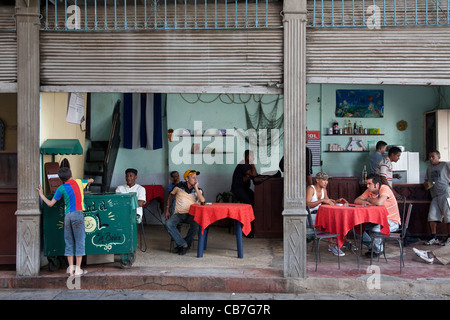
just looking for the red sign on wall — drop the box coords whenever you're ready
[307,131,321,140]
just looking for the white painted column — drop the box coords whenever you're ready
[282,0,308,278]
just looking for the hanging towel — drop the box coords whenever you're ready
[123,93,163,150]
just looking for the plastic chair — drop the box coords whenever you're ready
[369,203,413,273]
[307,207,341,272]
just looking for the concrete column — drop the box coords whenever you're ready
[15,0,41,276]
[282,0,308,278]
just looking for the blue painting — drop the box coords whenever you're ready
[336,90,384,118]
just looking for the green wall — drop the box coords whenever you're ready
[90,85,449,197]
[307,84,445,179]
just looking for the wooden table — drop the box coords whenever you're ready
[189,203,255,258]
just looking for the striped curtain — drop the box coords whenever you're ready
[123,93,163,150]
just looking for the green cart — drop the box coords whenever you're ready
[42,192,138,271]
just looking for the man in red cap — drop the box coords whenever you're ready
[164,170,205,255]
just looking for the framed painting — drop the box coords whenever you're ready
[336,89,384,118]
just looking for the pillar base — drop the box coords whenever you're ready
[16,210,41,276]
[283,209,307,278]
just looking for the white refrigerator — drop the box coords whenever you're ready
[391,152,420,184]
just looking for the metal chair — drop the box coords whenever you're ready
[307,207,341,272]
[137,212,147,252]
[369,203,413,273]
[167,196,198,252]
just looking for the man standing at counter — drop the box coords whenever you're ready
[355,174,401,258]
[165,170,205,255]
[369,141,387,174]
[115,168,146,223]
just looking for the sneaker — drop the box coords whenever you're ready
[328,245,345,256]
[440,238,450,246]
[424,238,440,246]
[413,248,434,264]
[365,250,380,258]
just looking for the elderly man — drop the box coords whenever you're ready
[115,168,146,223]
[164,169,205,255]
[355,173,401,258]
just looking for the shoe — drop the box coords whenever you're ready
[413,248,434,264]
[328,245,345,256]
[74,269,88,276]
[365,251,380,258]
[178,246,189,255]
[424,238,440,245]
[440,238,450,246]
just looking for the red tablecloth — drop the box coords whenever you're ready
[142,185,164,211]
[315,204,390,248]
[189,203,255,236]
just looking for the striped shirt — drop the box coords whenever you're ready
[375,157,393,187]
[361,185,400,225]
[53,179,89,214]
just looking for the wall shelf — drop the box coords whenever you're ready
[324,134,384,136]
[324,151,369,153]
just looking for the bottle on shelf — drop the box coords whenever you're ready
[353,121,357,134]
[361,165,367,184]
[359,121,363,134]
[333,122,339,135]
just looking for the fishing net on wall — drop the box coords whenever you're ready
[236,95,284,165]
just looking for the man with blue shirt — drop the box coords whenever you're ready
[369,141,387,174]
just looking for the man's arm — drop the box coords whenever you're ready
[194,183,205,203]
[367,193,388,206]
[354,191,370,205]
[164,190,176,220]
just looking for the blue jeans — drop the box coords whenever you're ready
[363,220,399,253]
[165,213,199,248]
[64,210,86,257]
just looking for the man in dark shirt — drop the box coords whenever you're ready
[231,150,258,237]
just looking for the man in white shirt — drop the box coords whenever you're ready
[115,168,146,223]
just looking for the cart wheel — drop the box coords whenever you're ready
[120,252,136,268]
[47,256,61,272]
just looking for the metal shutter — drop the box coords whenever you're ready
[0,6,17,92]
[306,27,450,85]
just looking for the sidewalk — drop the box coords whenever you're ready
[1,225,449,297]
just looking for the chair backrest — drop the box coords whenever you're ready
[306,207,314,228]
[401,203,413,238]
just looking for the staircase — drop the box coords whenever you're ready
[84,100,121,193]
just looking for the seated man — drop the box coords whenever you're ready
[164,169,205,255]
[306,171,348,256]
[115,168,146,223]
[355,173,401,258]
[168,170,180,192]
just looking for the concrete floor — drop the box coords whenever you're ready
[1,224,449,296]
